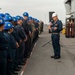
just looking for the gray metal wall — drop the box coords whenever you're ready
[71,0,75,17]
[64,2,71,15]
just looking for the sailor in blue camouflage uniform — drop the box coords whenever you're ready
[4,22,17,75]
[33,18,39,42]
[12,17,21,72]
[0,17,8,75]
[50,13,63,59]
[15,16,27,65]
[4,15,20,74]
[22,12,31,58]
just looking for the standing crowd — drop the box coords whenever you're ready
[0,12,44,75]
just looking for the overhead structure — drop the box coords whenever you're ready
[64,0,75,38]
[64,0,75,18]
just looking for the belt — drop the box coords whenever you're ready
[52,33,59,34]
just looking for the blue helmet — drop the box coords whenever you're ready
[23,12,29,17]
[16,15,22,21]
[0,13,5,18]
[28,16,33,22]
[21,16,24,20]
[5,13,10,16]
[32,18,34,20]
[4,15,12,21]
[12,17,17,22]
[4,22,14,30]
[0,17,5,25]
[33,18,37,21]
[29,16,32,20]
[36,20,40,23]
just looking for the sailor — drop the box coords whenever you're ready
[50,13,63,59]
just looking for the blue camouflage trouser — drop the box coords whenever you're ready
[51,34,60,57]
[0,50,7,75]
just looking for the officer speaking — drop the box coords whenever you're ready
[49,13,63,59]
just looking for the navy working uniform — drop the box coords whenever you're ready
[12,17,21,71]
[0,17,8,75]
[22,12,31,58]
[4,32,16,75]
[34,20,39,41]
[51,20,62,58]
[0,31,8,75]
[15,16,26,64]
[4,22,16,75]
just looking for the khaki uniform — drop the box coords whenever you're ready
[31,23,36,43]
[39,22,42,34]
